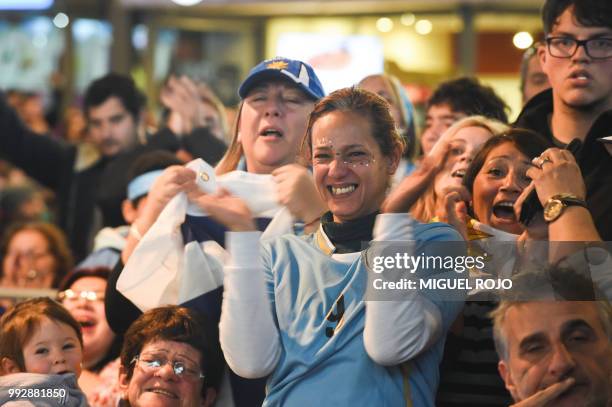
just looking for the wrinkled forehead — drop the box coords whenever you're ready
[504,301,606,342]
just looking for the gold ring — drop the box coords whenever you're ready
[198,171,210,182]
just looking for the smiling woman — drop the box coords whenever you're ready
[58,267,122,406]
[195,87,466,405]
[118,306,223,407]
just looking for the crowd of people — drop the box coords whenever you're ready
[0,0,611,405]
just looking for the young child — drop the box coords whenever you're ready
[0,298,88,406]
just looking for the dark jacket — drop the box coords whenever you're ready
[0,94,179,261]
[514,89,612,241]
[0,372,88,407]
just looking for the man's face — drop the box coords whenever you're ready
[88,96,139,157]
[523,53,551,104]
[539,6,612,113]
[420,104,466,155]
[499,301,612,407]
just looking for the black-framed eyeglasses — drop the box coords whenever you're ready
[131,354,205,380]
[546,36,612,60]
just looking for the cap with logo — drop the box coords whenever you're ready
[238,57,325,101]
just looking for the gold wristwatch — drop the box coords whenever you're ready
[543,193,587,223]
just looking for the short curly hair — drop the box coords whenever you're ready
[83,73,146,122]
[120,306,224,393]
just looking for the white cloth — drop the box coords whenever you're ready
[117,158,294,311]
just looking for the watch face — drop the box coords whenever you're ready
[544,199,563,222]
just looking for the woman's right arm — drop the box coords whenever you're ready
[190,190,281,378]
[219,231,281,378]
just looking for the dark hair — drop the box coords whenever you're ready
[302,86,406,161]
[58,266,111,292]
[427,77,509,124]
[83,73,146,122]
[462,128,552,195]
[126,150,182,205]
[1,222,74,287]
[0,297,83,371]
[542,0,612,34]
[120,306,223,393]
[58,267,123,373]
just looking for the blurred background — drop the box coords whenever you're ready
[0,0,544,128]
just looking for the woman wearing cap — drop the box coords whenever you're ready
[122,57,328,265]
[111,58,328,407]
[193,87,465,406]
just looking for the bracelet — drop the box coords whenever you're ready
[129,224,143,241]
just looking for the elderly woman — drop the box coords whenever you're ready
[193,87,464,405]
[1,221,73,289]
[118,306,223,407]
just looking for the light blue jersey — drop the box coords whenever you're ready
[260,222,464,406]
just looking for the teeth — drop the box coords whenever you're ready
[496,202,514,208]
[150,389,176,398]
[262,129,281,137]
[331,185,356,195]
[452,169,466,178]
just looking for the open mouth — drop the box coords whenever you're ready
[77,317,97,332]
[146,388,178,399]
[569,70,591,80]
[328,184,357,196]
[451,168,466,179]
[260,127,283,139]
[492,201,516,221]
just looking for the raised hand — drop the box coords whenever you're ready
[527,148,586,205]
[188,187,256,232]
[435,184,470,240]
[272,164,326,223]
[510,378,575,407]
[160,76,207,135]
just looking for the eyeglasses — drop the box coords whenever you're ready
[312,150,375,167]
[546,36,612,60]
[131,354,205,381]
[5,250,50,262]
[58,289,105,302]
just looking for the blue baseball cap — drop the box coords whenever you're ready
[238,57,325,101]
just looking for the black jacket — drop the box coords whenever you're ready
[514,89,612,241]
[0,94,179,261]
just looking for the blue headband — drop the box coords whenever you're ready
[127,170,164,201]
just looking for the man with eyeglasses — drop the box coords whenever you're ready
[515,0,612,240]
